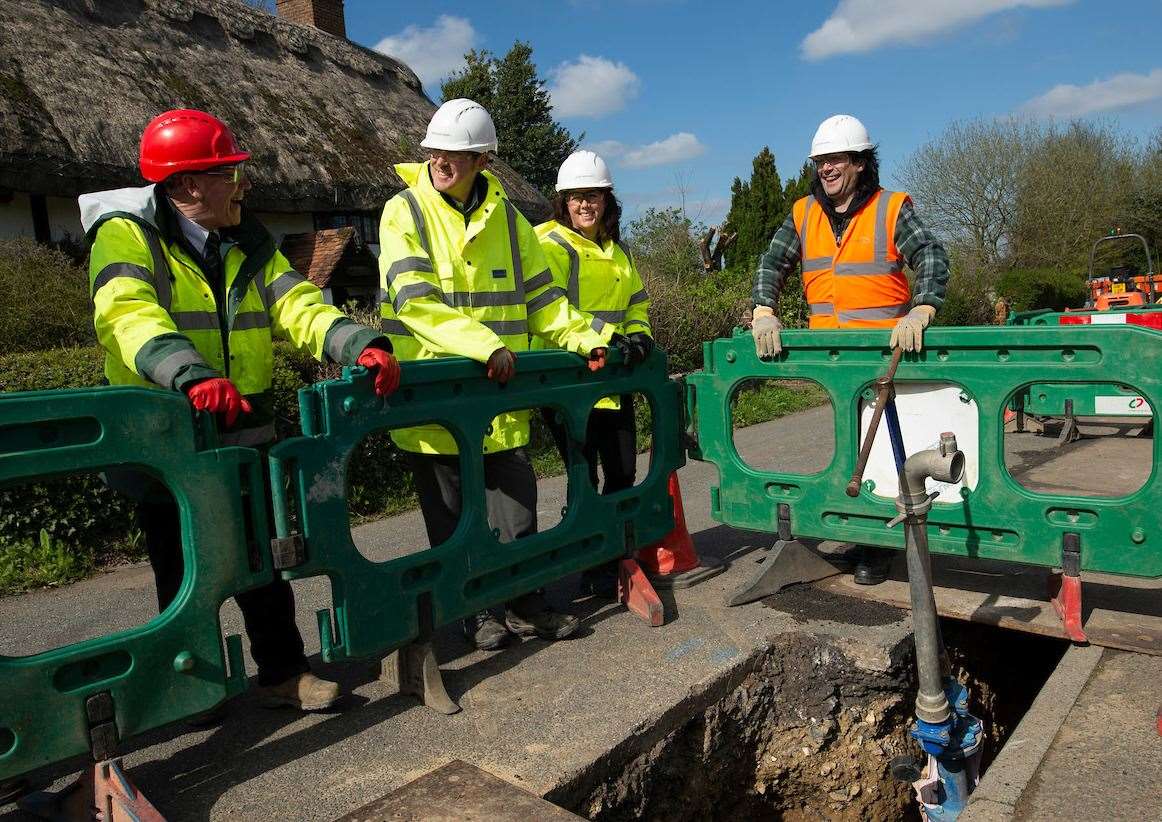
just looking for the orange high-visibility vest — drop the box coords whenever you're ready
[792,189,912,329]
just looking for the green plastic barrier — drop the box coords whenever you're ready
[1007,308,1161,417]
[687,325,1162,578]
[268,348,683,661]
[0,387,273,782]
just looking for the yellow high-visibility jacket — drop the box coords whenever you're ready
[533,220,652,409]
[379,163,607,454]
[81,186,379,445]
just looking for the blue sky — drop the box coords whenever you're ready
[346,0,1162,226]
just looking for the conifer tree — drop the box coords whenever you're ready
[725,147,787,272]
[441,42,579,197]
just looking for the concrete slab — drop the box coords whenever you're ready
[335,760,584,821]
[1014,650,1162,821]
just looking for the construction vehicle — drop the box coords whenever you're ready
[1006,232,1161,442]
[1080,231,1160,310]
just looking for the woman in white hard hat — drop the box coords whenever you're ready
[534,150,654,595]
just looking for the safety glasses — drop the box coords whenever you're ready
[201,163,248,183]
[566,190,605,204]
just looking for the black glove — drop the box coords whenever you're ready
[628,332,654,364]
[609,333,636,364]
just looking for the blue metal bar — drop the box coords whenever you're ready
[884,397,907,474]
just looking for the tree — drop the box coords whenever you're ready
[441,42,578,197]
[1012,121,1135,271]
[898,119,1040,273]
[725,147,787,272]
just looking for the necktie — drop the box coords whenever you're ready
[202,232,223,291]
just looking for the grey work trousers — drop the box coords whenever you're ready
[408,448,540,612]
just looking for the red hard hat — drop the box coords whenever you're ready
[138,109,251,182]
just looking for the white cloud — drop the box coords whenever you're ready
[374,15,477,87]
[801,0,1073,60]
[590,133,707,169]
[549,55,641,118]
[1021,68,1162,117]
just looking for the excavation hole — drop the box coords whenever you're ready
[554,612,1066,820]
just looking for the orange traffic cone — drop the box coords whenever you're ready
[637,472,725,588]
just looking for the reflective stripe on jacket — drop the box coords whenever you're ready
[379,163,607,455]
[793,189,912,329]
[533,220,652,409]
[81,185,378,444]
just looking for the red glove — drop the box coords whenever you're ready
[185,378,252,428]
[587,348,607,372]
[486,347,516,383]
[356,346,401,397]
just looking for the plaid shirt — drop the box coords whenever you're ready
[751,196,949,311]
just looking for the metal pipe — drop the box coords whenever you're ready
[905,515,951,724]
[846,348,905,497]
[899,432,964,725]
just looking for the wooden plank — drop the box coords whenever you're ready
[814,554,1162,656]
[333,760,585,822]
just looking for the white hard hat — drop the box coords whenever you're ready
[809,114,874,158]
[421,98,498,153]
[556,150,614,192]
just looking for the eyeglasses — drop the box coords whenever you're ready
[812,154,851,170]
[201,163,247,183]
[429,149,480,165]
[566,190,605,204]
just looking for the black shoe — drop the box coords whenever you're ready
[853,546,892,586]
[463,610,511,651]
[505,602,580,640]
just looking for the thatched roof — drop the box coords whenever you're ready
[0,0,549,219]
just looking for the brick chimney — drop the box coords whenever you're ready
[276,0,346,39]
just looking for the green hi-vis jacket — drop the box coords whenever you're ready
[379,162,607,455]
[533,220,652,410]
[80,186,380,446]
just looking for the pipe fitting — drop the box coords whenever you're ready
[899,432,965,508]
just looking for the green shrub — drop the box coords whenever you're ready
[996,267,1087,313]
[0,237,94,353]
[0,529,94,594]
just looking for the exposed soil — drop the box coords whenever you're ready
[548,611,1067,821]
[549,632,918,821]
[763,584,907,627]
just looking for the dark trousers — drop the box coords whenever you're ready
[543,395,637,494]
[408,448,537,547]
[408,448,541,613]
[137,495,309,687]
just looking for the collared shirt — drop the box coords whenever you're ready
[436,171,490,226]
[751,196,949,313]
[172,204,214,258]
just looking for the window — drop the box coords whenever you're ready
[314,211,377,245]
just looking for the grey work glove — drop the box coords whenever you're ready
[889,305,937,352]
[751,306,782,358]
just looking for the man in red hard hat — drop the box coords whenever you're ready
[79,109,400,712]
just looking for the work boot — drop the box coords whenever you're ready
[258,671,341,711]
[505,593,580,640]
[463,609,511,651]
[853,546,893,586]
